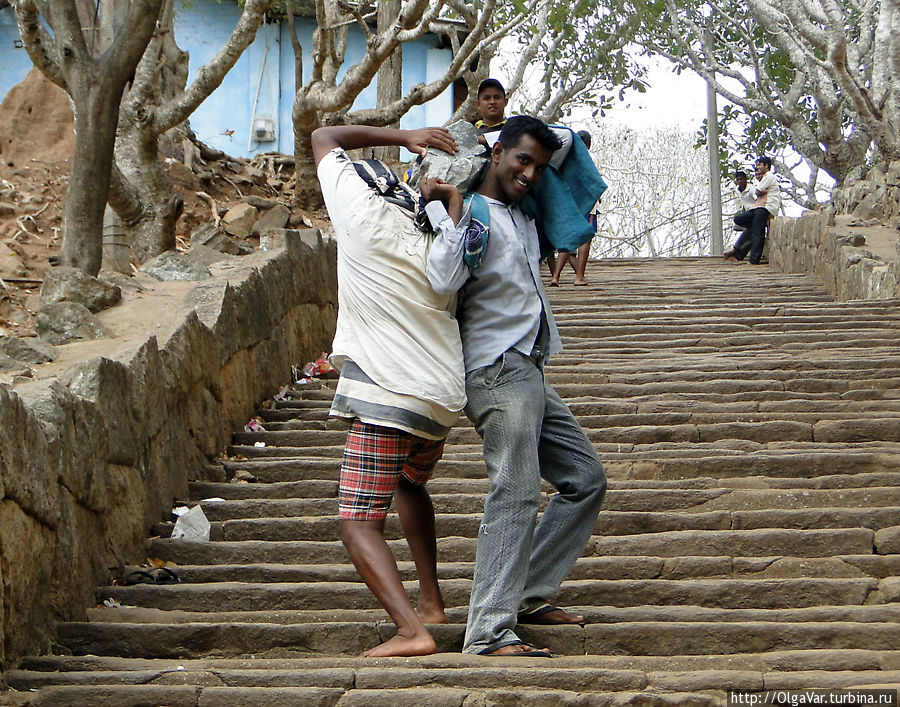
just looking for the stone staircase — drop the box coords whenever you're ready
[5,258,900,705]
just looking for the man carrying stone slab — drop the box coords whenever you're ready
[422,116,607,658]
[311,124,466,657]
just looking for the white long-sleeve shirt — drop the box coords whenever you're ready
[425,198,563,374]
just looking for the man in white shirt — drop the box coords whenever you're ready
[728,157,781,264]
[312,124,465,658]
[725,170,757,260]
[423,116,607,658]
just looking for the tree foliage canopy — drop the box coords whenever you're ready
[636,0,899,199]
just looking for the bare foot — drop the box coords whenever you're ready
[361,630,436,657]
[573,279,588,286]
[483,642,551,657]
[549,280,559,287]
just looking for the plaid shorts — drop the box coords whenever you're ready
[339,419,446,521]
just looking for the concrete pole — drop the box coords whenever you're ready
[705,32,724,256]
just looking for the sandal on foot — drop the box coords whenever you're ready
[480,641,552,658]
[518,604,585,626]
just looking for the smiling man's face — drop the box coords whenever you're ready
[490,133,553,204]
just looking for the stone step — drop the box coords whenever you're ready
[84,602,900,627]
[151,506,900,542]
[204,470,900,498]
[15,259,900,703]
[121,555,900,585]
[258,410,900,435]
[555,310,900,324]
[232,417,900,448]
[220,449,900,481]
[146,527,880,565]
[52,617,900,659]
[190,474,900,505]
[98,576,884,614]
[188,487,900,520]
[16,649,900,681]
[8,666,900,707]
[557,323,900,340]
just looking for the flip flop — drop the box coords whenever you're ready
[549,281,559,287]
[479,641,552,658]
[123,570,156,586]
[150,567,181,584]
[122,567,181,585]
[518,604,585,626]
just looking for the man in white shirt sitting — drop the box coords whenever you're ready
[728,157,781,264]
[724,170,757,261]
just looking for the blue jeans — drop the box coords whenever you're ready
[462,350,607,654]
[732,207,770,263]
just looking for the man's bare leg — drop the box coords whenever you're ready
[546,252,557,279]
[550,252,571,286]
[573,242,591,285]
[340,518,436,657]
[395,476,446,625]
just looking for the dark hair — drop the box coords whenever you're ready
[756,156,772,168]
[735,170,747,179]
[477,78,506,98]
[498,115,562,153]
[576,130,592,148]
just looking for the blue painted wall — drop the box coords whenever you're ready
[0,7,35,101]
[176,0,453,157]
[0,0,454,158]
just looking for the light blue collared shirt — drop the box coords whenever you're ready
[425,197,562,373]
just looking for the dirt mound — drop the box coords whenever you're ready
[0,68,74,168]
[0,68,332,341]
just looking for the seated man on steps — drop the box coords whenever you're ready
[311,124,466,657]
[422,116,608,658]
[726,157,781,264]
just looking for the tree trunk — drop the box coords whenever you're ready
[114,118,184,263]
[113,5,189,264]
[292,99,322,208]
[371,0,402,163]
[60,86,123,275]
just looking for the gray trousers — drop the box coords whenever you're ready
[462,349,607,654]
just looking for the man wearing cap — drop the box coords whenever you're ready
[474,78,508,141]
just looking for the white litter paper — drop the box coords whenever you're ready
[171,505,211,542]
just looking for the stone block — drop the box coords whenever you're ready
[222,202,259,238]
[251,203,290,237]
[40,266,122,313]
[35,301,107,344]
[190,223,242,256]
[0,246,26,278]
[140,251,212,281]
[63,357,140,466]
[874,525,900,554]
[0,335,55,363]
[409,120,488,192]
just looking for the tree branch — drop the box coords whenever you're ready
[155,0,273,131]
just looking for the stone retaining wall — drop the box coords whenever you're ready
[0,230,337,672]
[768,210,900,300]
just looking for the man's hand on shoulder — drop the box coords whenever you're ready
[404,128,458,157]
[420,176,463,225]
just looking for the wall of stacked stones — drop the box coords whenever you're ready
[0,230,337,671]
[768,162,900,301]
